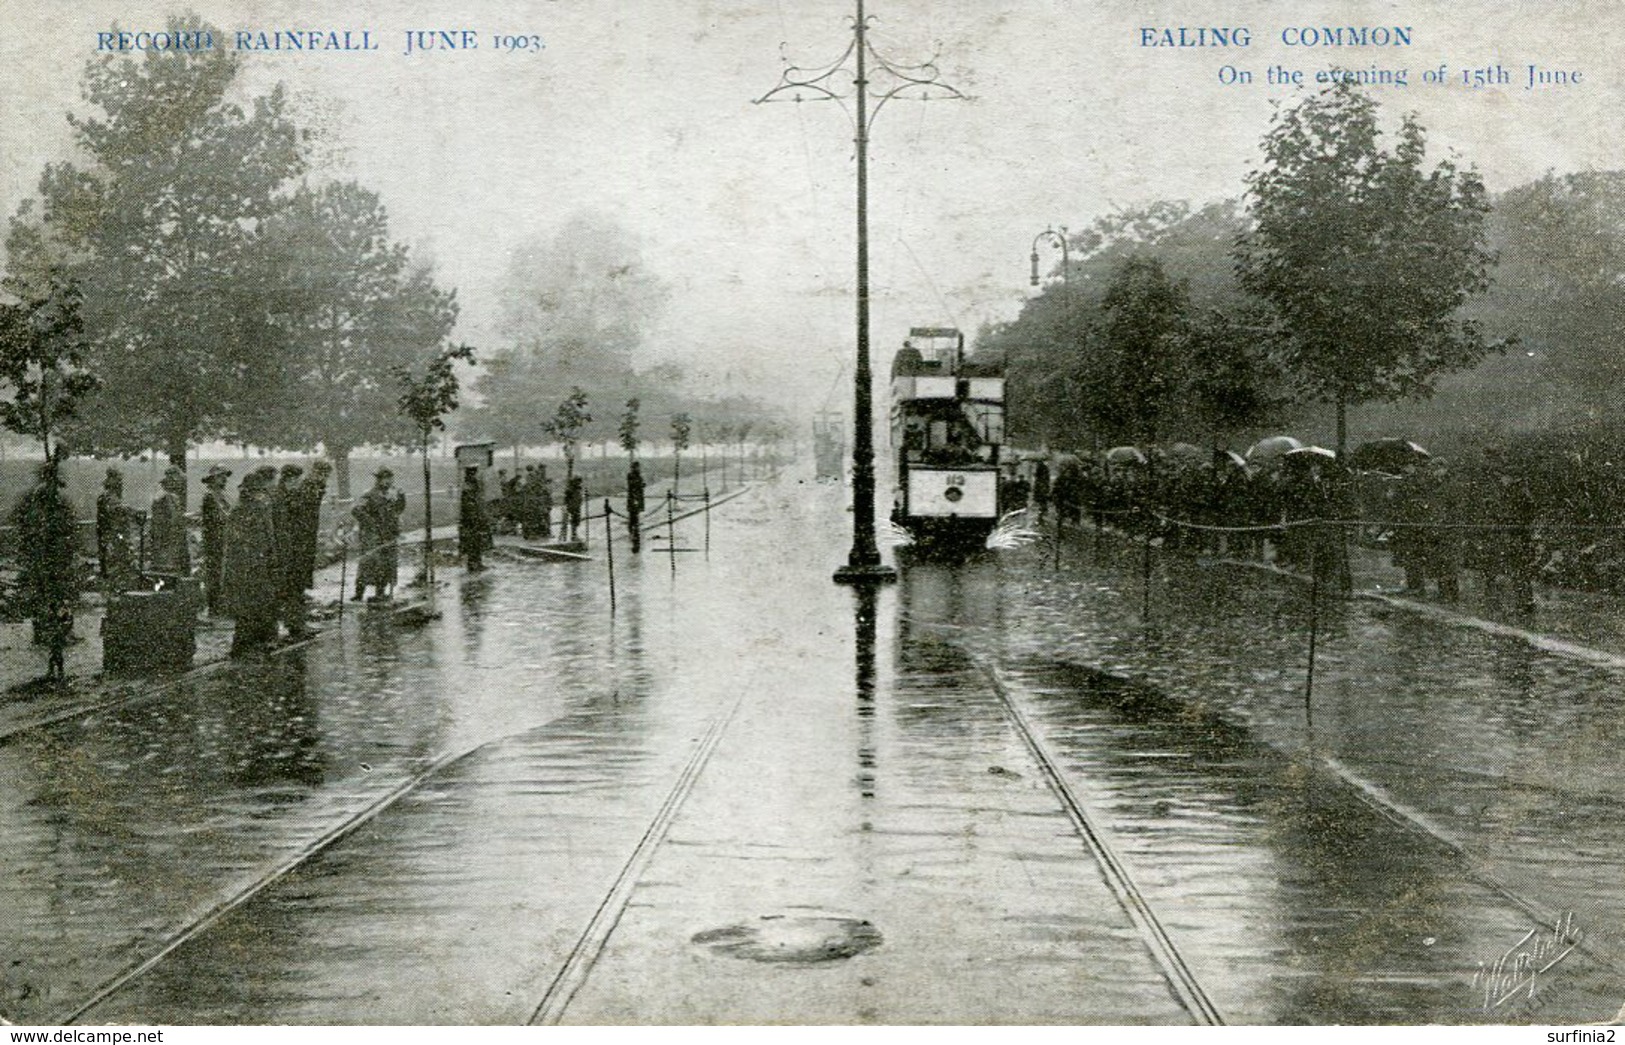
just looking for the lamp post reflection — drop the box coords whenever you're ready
[853,581,879,801]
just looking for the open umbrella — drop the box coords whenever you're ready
[1349,437,1431,473]
[1285,445,1337,459]
[1104,445,1148,465]
[1245,435,1305,462]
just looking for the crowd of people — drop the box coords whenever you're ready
[5,457,412,679]
[1014,440,1549,612]
[482,465,594,544]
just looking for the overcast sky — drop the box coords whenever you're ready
[2,0,1620,415]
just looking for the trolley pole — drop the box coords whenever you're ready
[756,0,965,587]
[1304,531,1321,736]
[604,499,616,617]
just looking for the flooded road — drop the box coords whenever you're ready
[2,473,1622,1024]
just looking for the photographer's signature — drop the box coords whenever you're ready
[1474,911,1583,1012]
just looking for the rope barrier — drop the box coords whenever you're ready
[1068,508,1563,535]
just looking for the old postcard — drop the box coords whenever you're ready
[3,0,1625,1031]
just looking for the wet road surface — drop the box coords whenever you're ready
[3,472,1623,1024]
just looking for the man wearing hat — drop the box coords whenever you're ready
[293,459,333,594]
[226,466,280,656]
[96,467,137,590]
[352,467,406,601]
[149,465,191,576]
[459,466,490,572]
[11,454,79,682]
[200,465,233,616]
[273,464,313,638]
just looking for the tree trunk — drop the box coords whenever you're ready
[1335,395,1348,458]
[673,451,681,497]
[331,445,354,501]
[421,432,434,585]
[166,431,189,509]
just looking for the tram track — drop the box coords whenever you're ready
[966,649,1226,1026]
[21,485,770,1026]
[952,622,1625,1022]
[51,692,747,1026]
[56,739,488,1025]
[526,695,743,1025]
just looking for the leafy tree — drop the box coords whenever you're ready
[395,343,477,582]
[1097,256,1189,444]
[978,200,1264,449]
[544,387,592,485]
[1489,171,1625,427]
[618,397,641,461]
[732,419,755,482]
[250,182,459,498]
[0,275,98,458]
[1180,308,1280,445]
[475,212,670,440]
[670,412,692,495]
[1234,80,1500,454]
[6,14,305,479]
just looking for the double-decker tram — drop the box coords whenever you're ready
[889,326,1006,554]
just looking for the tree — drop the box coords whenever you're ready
[1489,171,1625,428]
[395,343,477,583]
[0,275,98,458]
[977,200,1262,449]
[1180,308,1280,444]
[1234,80,1500,454]
[474,212,670,440]
[1097,256,1189,444]
[6,14,305,479]
[670,412,692,495]
[250,182,460,498]
[732,419,754,482]
[618,397,641,461]
[544,387,592,485]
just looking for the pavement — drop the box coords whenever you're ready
[0,467,739,739]
[1054,515,1625,666]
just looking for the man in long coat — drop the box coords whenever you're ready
[564,474,584,542]
[459,467,490,572]
[294,459,333,594]
[96,468,136,589]
[225,466,280,657]
[626,460,645,554]
[273,464,314,639]
[149,465,191,576]
[200,465,233,616]
[352,468,406,601]
[12,457,79,682]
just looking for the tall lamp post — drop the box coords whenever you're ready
[1031,226,1069,287]
[758,0,966,586]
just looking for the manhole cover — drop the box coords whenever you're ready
[692,915,883,964]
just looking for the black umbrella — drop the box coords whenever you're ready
[1350,438,1431,473]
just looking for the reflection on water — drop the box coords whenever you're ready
[853,583,878,801]
[212,651,324,788]
[893,548,1625,1024]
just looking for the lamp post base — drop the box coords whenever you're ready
[833,561,897,585]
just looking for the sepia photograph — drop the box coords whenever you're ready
[2,0,1625,1030]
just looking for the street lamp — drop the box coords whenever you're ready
[757,0,966,586]
[1030,226,1069,287]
